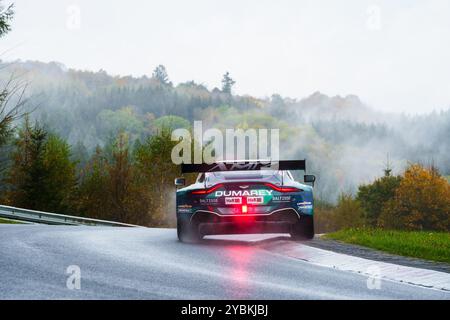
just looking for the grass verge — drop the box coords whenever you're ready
[325,228,450,264]
[0,217,23,224]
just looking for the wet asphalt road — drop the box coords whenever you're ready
[0,225,449,299]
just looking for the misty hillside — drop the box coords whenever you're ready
[1,60,449,201]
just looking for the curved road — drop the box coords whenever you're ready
[0,225,449,299]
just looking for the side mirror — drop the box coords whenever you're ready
[304,175,316,187]
[174,177,186,187]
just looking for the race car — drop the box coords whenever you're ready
[174,160,316,243]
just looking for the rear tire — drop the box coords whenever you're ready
[290,215,314,240]
[177,218,202,243]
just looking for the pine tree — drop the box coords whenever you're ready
[41,134,77,213]
[5,118,48,209]
[108,131,133,222]
[0,2,13,37]
[356,169,402,226]
[221,71,236,94]
[5,119,77,213]
[152,65,170,85]
[76,146,110,219]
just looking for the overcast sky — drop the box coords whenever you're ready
[2,0,450,113]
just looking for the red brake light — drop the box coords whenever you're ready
[191,184,224,195]
[264,183,301,193]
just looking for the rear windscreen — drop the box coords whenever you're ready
[204,170,284,185]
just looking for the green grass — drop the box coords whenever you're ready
[0,217,23,224]
[325,228,450,264]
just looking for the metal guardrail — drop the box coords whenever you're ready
[0,205,139,227]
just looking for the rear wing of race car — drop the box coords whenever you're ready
[181,160,306,174]
[176,160,316,187]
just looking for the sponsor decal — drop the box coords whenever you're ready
[297,201,313,210]
[247,196,263,205]
[199,198,218,204]
[225,197,242,205]
[215,190,273,197]
[178,204,192,213]
[272,195,291,202]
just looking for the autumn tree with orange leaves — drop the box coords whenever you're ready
[379,164,450,231]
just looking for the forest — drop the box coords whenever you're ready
[1,3,449,230]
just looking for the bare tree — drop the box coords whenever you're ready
[0,74,29,146]
[0,2,30,173]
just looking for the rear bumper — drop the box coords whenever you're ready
[187,208,302,236]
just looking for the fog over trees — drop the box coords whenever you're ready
[1,60,448,202]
